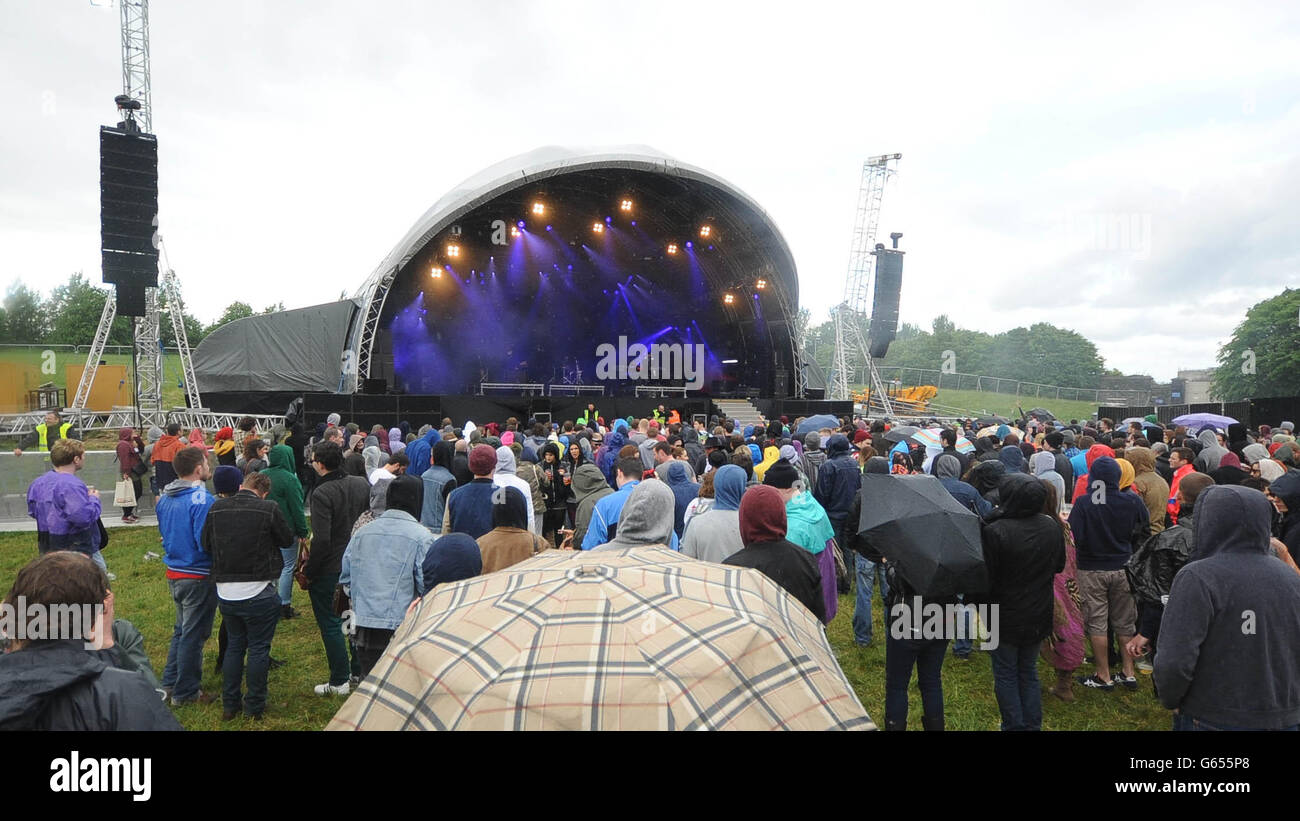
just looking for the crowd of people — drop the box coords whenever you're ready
[5,404,1300,732]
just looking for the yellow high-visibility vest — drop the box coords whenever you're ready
[35,422,73,452]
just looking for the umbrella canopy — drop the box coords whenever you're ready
[1026,407,1055,422]
[911,428,975,454]
[975,425,1001,439]
[794,414,840,436]
[857,475,987,597]
[974,415,1010,427]
[882,425,919,443]
[327,546,874,731]
[1171,412,1237,433]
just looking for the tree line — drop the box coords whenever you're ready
[0,274,283,348]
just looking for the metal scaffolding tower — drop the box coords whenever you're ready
[72,0,204,426]
[830,153,900,414]
[119,0,152,134]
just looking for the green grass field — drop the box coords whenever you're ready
[0,527,1169,731]
[0,346,187,410]
[856,384,1102,422]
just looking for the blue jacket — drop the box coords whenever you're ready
[939,478,994,519]
[813,435,861,526]
[157,479,216,576]
[582,481,680,550]
[420,465,457,531]
[1067,457,1150,571]
[405,430,437,478]
[444,478,497,539]
[340,509,432,630]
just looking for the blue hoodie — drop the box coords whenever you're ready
[1066,456,1150,571]
[711,464,746,512]
[405,429,437,477]
[156,479,216,576]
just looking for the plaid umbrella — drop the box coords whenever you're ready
[327,547,874,731]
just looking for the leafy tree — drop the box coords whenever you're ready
[261,301,285,314]
[1211,288,1300,400]
[208,301,255,333]
[45,272,133,346]
[3,282,48,343]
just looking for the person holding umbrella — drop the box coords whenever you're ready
[979,474,1065,730]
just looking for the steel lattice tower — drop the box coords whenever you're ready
[829,154,900,410]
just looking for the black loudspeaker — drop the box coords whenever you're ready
[100,127,159,303]
[362,378,387,394]
[773,369,789,396]
[868,245,904,359]
[115,284,148,316]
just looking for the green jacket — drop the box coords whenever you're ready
[109,619,161,691]
[263,444,309,538]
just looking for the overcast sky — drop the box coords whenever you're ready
[4,1,1298,382]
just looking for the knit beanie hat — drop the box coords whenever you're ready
[468,443,498,476]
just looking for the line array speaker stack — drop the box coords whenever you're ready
[100,126,159,316]
[868,241,904,360]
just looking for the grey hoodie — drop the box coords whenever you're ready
[1154,485,1300,728]
[1193,428,1229,473]
[591,480,675,551]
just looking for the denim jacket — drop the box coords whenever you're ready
[340,510,433,630]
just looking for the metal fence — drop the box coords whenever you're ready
[872,366,1149,405]
[0,343,184,356]
[0,451,162,524]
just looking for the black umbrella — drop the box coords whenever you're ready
[857,475,987,597]
[974,415,1010,427]
[882,425,919,443]
[1026,407,1055,422]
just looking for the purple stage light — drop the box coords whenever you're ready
[685,241,693,249]
[517,220,525,228]
[605,216,612,224]
[546,225,553,232]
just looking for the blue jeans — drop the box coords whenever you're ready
[161,576,218,701]
[91,550,109,574]
[218,584,281,716]
[991,640,1043,731]
[885,633,948,726]
[277,546,297,606]
[853,554,889,645]
[308,573,358,686]
[952,596,973,656]
[1173,714,1300,731]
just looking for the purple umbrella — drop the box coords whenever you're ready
[1171,412,1238,433]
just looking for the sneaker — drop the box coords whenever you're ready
[313,682,351,696]
[171,690,217,706]
[348,675,362,689]
[281,605,295,620]
[1112,673,1140,691]
[1076,674,1114,691]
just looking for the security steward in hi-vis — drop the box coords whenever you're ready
[13,410,79,457]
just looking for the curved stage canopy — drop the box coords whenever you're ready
[195,145,806,398]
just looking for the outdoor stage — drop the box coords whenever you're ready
[192,146,826,411]
[200,390,852,433]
